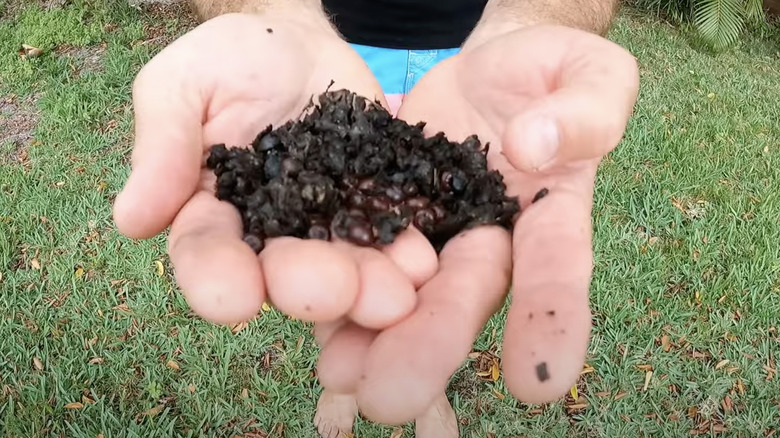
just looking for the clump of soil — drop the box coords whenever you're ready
[206,89,520,253]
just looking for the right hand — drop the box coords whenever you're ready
[113,12,438,328]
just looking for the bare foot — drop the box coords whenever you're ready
[314,390,358,438]
[414,393,459,438]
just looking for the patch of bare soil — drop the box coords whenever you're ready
[56,43,107,77]
[1,0,70,22]
[0,94,39,165]
[134,0,199,47]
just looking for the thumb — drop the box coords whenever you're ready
[113,64,204,239]
[502,51,639,172]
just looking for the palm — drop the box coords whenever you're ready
[340,26,639,421]
[115,13,438,328]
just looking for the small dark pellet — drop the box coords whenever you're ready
[536,362,550,382]
[243,234,265,254]
[308,224,330,240]
[532,188,549,203]
[266,28,273,33]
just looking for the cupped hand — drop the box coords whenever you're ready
[314,25,639,423]
[113,12,438,327]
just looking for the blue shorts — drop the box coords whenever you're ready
[349,43,461,115]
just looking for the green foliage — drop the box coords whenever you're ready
[628,0,773,50]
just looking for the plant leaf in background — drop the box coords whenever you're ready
[694,0,745,50]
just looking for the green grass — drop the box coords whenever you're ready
[1,1,779,437]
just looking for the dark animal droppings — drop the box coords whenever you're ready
[266,28,273,33]
[206,89,520,253]
[536,362,550,382]
[547,310,556,316]
[532,187,549,203]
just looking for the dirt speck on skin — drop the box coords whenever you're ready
[56,43,107,77]
[0,94,40,165]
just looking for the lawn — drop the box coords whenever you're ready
[0,1,778,437]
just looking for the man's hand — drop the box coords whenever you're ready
[113,12,438,329]
[315,25,639,423]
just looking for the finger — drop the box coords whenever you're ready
[356,226,512,424]
[113,62,204,239]
[260,238,359,322]
[381,226,439,288]
[501,169,596,404]
[316,322,377,393]
[336,245,417,330]
[313,319,347,346]
[168,183,265,325]
[501,43,639,171]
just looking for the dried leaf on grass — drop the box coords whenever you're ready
[19,44,43,58]
[231,321,248,334]
[33,357,43,371]
[154,260,165,276]
[166,360,180,370]
[472,351,501,381]
[140,404,165,417]
[64,402,84,410]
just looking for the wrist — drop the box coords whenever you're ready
[190,0,335,34]
[461,0,619,51]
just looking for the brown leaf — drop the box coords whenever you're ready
[64,402,84,410]
[715,359,729,370]
[166,360,180,371]
[19,44,43,58]
[712,424,728,433]
[595,391,611,398]
[112,304,130,312]
[30,259,41,270]
[661,335,671,352]
[82,395,95,404]
[141,404,165,417]
[241,388,249,398]
[492,388,505,400]
[389,428,404,438]
[85,336,98,349]
[735,378,746,395]
[567,402,588,410]
[687,406,699,418]
[187,383,196,394]
[581,363,595,375]
[643,370,653,391]
[722,395,733,413]
[88,357,104,365]
[33,357,43,371]
[231,321,248,334]
[637,364,654,372]
[614,391,627,400]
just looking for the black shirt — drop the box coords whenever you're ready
[321,0,488,49]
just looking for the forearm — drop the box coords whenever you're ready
[465,0,620,48]
[188,0,326,22]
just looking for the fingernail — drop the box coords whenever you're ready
[521,117,559,170]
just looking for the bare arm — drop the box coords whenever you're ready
[464,0,620,48]
[188,0,326,22]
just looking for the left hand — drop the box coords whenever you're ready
[313,24,639,423]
